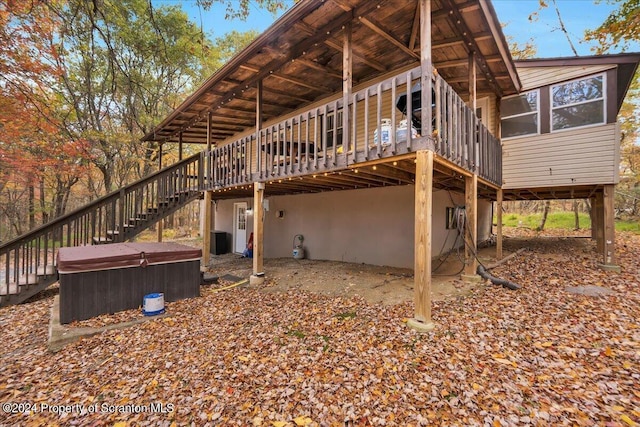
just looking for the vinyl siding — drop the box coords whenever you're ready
[517,65,616,91]
[502,123,619,189]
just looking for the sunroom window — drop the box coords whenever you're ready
[551,75,605,131]
[500,90,539,139]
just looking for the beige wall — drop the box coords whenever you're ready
[215,185,492,269]
[502,123,620,189]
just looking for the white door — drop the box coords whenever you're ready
[233,202,247,253]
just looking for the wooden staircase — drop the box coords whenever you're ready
[0,153,204,307]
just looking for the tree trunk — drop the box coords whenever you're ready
[39,178,49,224]
[28,184,35,231]
[537,200,551,231]
[573,200,580,230]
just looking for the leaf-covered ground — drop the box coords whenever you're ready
[1,230,639,426]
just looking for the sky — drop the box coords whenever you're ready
[154,0,639,58]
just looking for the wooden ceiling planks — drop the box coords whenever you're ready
[143,0,518,145]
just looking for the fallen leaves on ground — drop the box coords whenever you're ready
[1,229,639,426]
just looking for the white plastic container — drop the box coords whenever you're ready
[143,292,165,316]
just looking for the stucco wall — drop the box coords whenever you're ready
[214,185,492,269]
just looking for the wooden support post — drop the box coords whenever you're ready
[419,0,432,139]
[256,80,263,174]
[157,143,163,242]
[590,196,597,240]
[202,190,212,267]
[178,132,183,161]
[343,21,352,153]
[462,174,479,280]
[469,52,476,112]
[595,190,604,253]
[250,182,265,285]
[496,188,503,260]
[408,150,435,332]
[600,184,620,271]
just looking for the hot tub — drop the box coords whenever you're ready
[57,242,202,324]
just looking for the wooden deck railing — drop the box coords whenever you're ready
[0,153,202,305]
[203,66,502,189]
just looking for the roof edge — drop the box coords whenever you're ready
[142,0,322,142]
[514,52,640,67]
[478,0,521,94]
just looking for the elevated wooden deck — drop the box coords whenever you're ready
[202,66,501,198]
[1,67,501,307]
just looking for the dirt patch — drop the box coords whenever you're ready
[205,246,503,305]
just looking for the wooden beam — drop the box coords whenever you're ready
[595,190,604,253]
[296,58,343,80]
[603,184,617,266]
[323,38,386,72]
[206,112,212,151]
[590,196,597,241]
[252,182,265,279]
[410,149,435,331]
[440,0,503,97]
[202,191,212,267]
[469,51,477,111]
[157,143,164,243]
[256,80,263,175]
[359,16,419,59]
[409,1,420,51]
[464,174,478,277]
[343,21,352,153]
[420,0,433,138]
[167,8,361,141]
[496,188,503,260]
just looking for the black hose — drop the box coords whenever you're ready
[477,265,521,290]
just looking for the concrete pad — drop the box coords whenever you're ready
[48,295,168,353]
[250,274,265,285]
[407,317,435,332]
[565,285,616,297]
[598,263,621,273]
[460,274,483,283]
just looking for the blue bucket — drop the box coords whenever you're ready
[142,293,165,316]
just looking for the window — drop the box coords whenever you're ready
[500,90,539,139]
[551,74,605,131]
[324,109,343,148]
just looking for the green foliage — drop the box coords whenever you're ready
[498,211,640,234]
[499,211,591,229]
[196,0,290,20]
[584,0,640,53]
[616,220,639,234]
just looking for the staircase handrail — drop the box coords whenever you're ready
[0,152,203,252]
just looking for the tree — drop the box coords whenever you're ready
[584,0,640,52]
[585,0,640,218]
[195,0,289,20]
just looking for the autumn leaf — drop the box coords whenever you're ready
[293,416,313,426]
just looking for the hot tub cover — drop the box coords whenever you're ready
[57,242,202,274]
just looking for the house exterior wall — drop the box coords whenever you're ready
[214,185,492,269]
[517,64,616,91]
[502,123,620,189]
